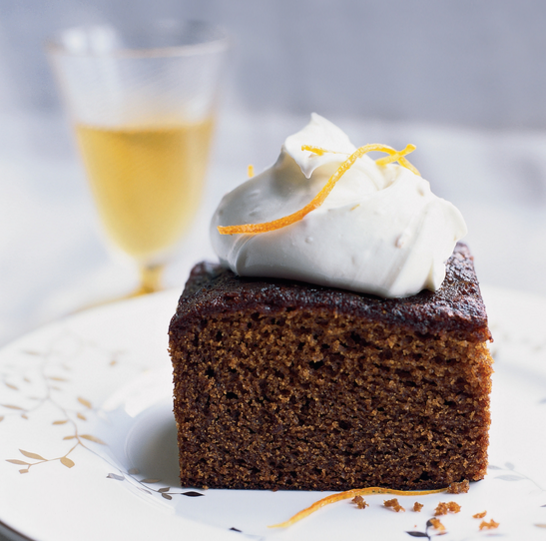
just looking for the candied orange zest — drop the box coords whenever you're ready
[267,486,446,529]
[302,144,325,156]
[218,143,412,236]
[304,143,420,175]
[301,144,347,156]
[375,144,421,176]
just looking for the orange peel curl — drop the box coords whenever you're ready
[217,143,419,236]
[300,144,345,156]
[268,486,446,529]
[375,143,420,176]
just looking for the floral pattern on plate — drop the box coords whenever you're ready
[1,287,546,541]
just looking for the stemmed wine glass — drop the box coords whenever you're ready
[47,20,228,297]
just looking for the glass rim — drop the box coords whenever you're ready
[45,19,229,59]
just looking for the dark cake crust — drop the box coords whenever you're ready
[169,242,493,491]
[171,243,491,343]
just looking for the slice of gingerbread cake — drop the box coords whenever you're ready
[169,114,493,491]
[169,243,492,491]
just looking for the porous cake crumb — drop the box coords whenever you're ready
[169,243,493,491]
[384,499,405,512]
[447,479,470,494]
[479,519,499,530]
[429,518,446,531]
[352,495,369,509]
[435,501,461,515]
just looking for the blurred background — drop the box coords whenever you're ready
[1,0,546,346]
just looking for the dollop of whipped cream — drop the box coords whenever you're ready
[210,113,467,298]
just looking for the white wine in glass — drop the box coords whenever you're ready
[75,119,214,294]
[47,20,227,298]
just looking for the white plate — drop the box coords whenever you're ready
[1,286,545,541]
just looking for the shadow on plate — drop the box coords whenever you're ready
[125,399,180,486]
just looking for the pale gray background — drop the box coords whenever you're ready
[1,0,546,345]
[2,0,546,128]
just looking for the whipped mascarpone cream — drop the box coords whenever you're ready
[210,114,467,298]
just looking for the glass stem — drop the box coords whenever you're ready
[137,264,164,296]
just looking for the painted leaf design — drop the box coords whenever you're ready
[141,478,161,484]
[0,416,4,422]
[158,487,171,493]
[53,420,68,425]
[406,533,429,538]
[107,473,124,481]
[505,462,515,470]
[20,449,46,461]
[61,457,75,468]
[496,474,525,481]
[6,459,29,465]
[80,434,106,445]
[1,404,24,410]
[19,469,29,474]
[77,412,87,421]
[487,465,502,470]
[5,382,18,390]
[182,491,204,497]
[78,397,92,409]
[128,468,140,475]
[535,524,546,528]
[161,493,173,500]
[48,376,68,382]
[21,413,28,420]
[63,435,76,440]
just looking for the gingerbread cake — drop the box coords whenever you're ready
[169,242,493,491]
